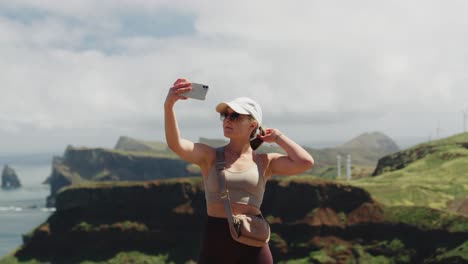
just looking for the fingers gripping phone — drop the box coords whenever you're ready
[181,83,209,100]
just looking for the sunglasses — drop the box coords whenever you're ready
[220,112,249,122]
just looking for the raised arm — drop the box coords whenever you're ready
[164,78,213,169]
[258,128,314,177]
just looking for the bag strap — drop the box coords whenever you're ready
[215,147,240,238]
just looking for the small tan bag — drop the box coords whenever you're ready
[216,147,270,247]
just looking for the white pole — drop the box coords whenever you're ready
[463,111,467,133]
[337,155,341,179]
[436,121,440,139]
[346,154,351,181]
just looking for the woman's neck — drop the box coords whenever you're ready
[225,139,252,156]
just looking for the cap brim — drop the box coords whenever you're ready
[215,102,250,115]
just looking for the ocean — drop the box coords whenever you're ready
[0,164,54,257]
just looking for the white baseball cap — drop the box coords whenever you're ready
[216,97,263,126]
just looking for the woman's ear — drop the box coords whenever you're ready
[248,122,259,139]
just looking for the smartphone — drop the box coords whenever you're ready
[181,83,209,100]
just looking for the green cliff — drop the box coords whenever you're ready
[45,145,195,207]
[3,177,468,264]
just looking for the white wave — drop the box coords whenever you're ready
[0,206,56,212]
[0,206,23,211]
[40,207,56,212]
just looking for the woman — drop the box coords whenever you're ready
[165,78,314,264]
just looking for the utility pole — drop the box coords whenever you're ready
[463,110,467,133]
[436,121,441,139]
[346,154,351,181]
[337,155,341,179]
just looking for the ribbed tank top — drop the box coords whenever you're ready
[204,154,266,209]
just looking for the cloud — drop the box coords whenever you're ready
[1,1,468,153]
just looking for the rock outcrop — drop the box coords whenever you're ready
[1,165,21,189]
[372,144,437,176]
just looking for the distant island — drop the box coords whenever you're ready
[1,165,21,189]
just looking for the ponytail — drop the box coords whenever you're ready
[250,126,266,150]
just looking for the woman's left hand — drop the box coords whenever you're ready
[257,128,282,143]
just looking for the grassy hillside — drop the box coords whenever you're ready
[350,132,468,214]
[113,136,176,157]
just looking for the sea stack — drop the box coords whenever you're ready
[1,165,21,189]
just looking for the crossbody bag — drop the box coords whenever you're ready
[215,147,270,247]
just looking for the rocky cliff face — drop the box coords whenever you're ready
[1,165,21,189]
[372,144,437,176]
[14,178,468,263]
[45,146,196,207]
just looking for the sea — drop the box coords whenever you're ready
[0,162,55,257]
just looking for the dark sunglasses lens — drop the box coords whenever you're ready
[229,112,240,121]
[220,112,240,121]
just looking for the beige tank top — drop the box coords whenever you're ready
[204,152,266,209]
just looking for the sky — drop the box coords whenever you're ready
[1,0,468,155]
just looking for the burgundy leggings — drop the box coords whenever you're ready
[198,216,273,264]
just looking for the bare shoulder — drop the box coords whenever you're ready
[254,152,269,164]
[195,143,216,160]
[266,152,283,159]
[195,143,217,168]
[256,152,283,164]
[257,152,282,179]
[194,142,216,154]
[265,152,284,166]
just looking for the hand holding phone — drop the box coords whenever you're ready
[181,83,209,100]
